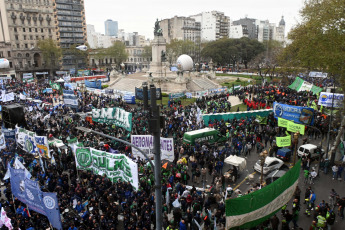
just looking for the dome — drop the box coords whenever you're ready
[279,16,285,26]
[176,54,193,71]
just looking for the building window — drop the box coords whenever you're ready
[35,28,38,32]
[41,36,44,39]
[9,62,13,68]
[41,28,43,33]
[24,35,27,40]
[19,62,23,68]
[36,36,39,40]
[7,51,11,57]
[23,28,26,32]
[16,44,20,48]
[15,35,19,40]
[25,44,28,48]
[48,28,51,33]
[14,28,17,32]
[29,28,32,32]
[0,52,3,58]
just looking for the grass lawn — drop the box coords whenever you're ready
[230,103,247,112]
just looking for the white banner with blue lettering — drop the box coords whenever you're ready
[63,90,78,108]
[131,135,174,161]
[318,92,344,108]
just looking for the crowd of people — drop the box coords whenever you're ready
[0,77,343,230]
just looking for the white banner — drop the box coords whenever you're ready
[19,93,26,100]
[2,92,14,102]
[298,81,313,92]
[0,133,6,150]
[318,92,344,108]
[75,147,139,190]
[131,135,174,162]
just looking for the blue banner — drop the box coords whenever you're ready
[3,127,16,145]
[42,192,63,230]
[85,80,102,89]
[124,94,136,104]
[63,90,78,108]
[273,102,315,125]
[169,92,185,99]
[10,167,62,229]
[135,87,162,100]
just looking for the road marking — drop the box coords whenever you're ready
[233,172,256,190]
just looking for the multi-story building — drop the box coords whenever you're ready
[104,19,118,37]
[87,24,116,48]
[232,16,286,43]
[53,0,87,71]
[232,17,258,39]
[0,0,15,80]
[0,0,57,80]
[190,11,229,41]
[229,22,246,39]
[159,16,201,44]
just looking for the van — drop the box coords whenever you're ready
[297,144,324,160]
[183,128,226,145]
[276,148,292,161]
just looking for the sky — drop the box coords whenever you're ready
[84,0,305,39]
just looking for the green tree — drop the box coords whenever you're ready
[96,41,128,69]
[249,40,284,79]
[279,0,345,164]
[37,39,62,76]
[142,45,152,63]
[166,39,198,64]
[201,38,264,69]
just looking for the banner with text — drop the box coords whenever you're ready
[273,102,314,125]
[92,108,132,131]
[278,118,289,128]
[287,121,305,135]
[318,92,344,108]
[63,90,78,108]
[75,148,138,190]
[131,135,174,162]
[276,135,291,147]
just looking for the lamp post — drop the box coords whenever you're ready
[293,131,300,166]
[260,150,268,185]
[195,63,199,72]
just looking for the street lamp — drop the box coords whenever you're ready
[260,150,268,185]
[195,63,199,72]
[293,132,300,166]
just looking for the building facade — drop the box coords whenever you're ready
[0,0,57,80]
[159,16,201,44]
[104,19,118,37]
[190,11,229,41]
[53,0,87,71]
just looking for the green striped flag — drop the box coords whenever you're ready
[226,160,301,229]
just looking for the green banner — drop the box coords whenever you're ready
[49,80,61,90]
[75,147,138,189]
[288,77,304,91]
[276,135,291,147]
[287,121,305,135]
[92,107,132,131]
[202,109,273,125]
[255,115,267,125]
[67,137,78,145]
[278,118,289,128]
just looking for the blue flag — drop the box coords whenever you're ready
[10,167,26,203]
[42,192,63,230]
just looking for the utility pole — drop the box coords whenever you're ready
[143,82,163,229]
[328,77,336,164]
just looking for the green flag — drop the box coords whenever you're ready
[278,118,289,128]
[226,160,301,229]
[276,135,291,147]
[287,121,305,135]
[49,80,61,90]
[255,115,267,125]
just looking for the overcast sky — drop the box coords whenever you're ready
[84,0,305,39]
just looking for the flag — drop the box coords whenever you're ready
[255,115,267,125]
[51,154,56,165]
[226,160,301,229]
[162,162,168,169]
[193,219,202,230]
[14,157,31,179]
[0,207,13,230]
[39,155,45,173]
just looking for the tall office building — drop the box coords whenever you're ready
[190,11,229,41]
[159,16,201,44]
[53,0,87,71]
[105,19,118,37]
[0,0,57,80]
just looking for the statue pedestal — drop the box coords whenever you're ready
[148,36,170,75]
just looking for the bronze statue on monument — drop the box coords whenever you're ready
[154,19,163,36]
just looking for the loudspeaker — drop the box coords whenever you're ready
[2,104,27,129]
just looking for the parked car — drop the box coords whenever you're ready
[254,157,284,175]
[276,148,292,161]
[297,144,324,160]
[265,169,288,185]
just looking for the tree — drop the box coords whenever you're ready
[201,38,264,69]
[96,41,128,69]
[37,39,62,76]
[166,39,198,64]
[249,40,284,80]
[279,0,345,164]
[142,45,152,63]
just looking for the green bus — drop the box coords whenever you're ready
[183,128,227,145]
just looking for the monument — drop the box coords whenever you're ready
[148,19,170,77]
